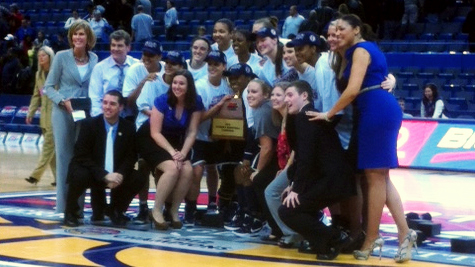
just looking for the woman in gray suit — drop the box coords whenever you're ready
[45,20,98,214]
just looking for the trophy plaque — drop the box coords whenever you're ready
[211,97,245,140]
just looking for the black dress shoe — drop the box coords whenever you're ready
[25,177,38,185]
[107,208,129,226]
[64,213,80,227]
[341,231,366,254]
[278,238,294,249]
[298,240,317,254]
[317,231,351,260]
[51,182,56,186]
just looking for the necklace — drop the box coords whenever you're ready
[74,56,87,63]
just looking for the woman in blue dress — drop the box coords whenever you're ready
[307,15,415,263]
[137,70,204,230]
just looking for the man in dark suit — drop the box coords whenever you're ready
[64,90,145,227]
[278,81,354,260]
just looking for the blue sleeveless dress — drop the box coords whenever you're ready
[343,42,402,169]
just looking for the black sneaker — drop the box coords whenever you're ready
[134,204,149,224]
[183,210,195,226]
[233,217,264,237]
[207,202,218,214]
[222,201,239,225]
[224,210,247,231]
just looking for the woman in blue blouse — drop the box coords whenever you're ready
[137,70,204,230]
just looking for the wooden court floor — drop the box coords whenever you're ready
[1,146,475,267]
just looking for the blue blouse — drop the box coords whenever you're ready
[154,94,204,138]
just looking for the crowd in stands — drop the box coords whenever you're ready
[1,0,475,263]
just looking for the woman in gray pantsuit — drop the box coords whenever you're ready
[45,20,98,213]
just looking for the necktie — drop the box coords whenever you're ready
[105,126,114,173]
[117,64,125,90]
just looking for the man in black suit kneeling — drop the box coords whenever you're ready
[64,90,145,227]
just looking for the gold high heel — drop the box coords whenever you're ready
[394,229,418,263]
[353,235,384,260]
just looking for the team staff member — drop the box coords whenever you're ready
[44,20,98,214]
[64,90,144,227]
[89,30,139,119]
[279,80,353,260]
[25,46,57,186]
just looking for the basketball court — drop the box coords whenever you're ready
[1,147,475,267]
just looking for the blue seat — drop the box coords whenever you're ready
[238,10,253,22]
[254,10,268,20]
[447,97,468,110]
[447,42,468,52]
[222,10,238,21]
[194,11,208,22]
[208,11,223,22]
[181,11,194,22]
[427,42,446,52]
[438,33,453,41]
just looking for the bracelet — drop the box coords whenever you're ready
[323,112,331,122]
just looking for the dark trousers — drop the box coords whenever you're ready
[278,198,339,253]
[65,163,146,217]
[251,155,282,236]
[166,25,178,41]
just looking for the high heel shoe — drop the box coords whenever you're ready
[25,177,38,185]
[353,235,384,260]
[394,229,418,263]
[150,211,168,230]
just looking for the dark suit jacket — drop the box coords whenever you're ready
[68,115,137,183]
[289,104,354,202]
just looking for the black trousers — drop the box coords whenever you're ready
[278,198,340,253]
[251,155,282,236]
[65,163,146,217]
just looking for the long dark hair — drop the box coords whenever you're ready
[167,70,197,110]
[422,83,440,104]
[340,14,377,42]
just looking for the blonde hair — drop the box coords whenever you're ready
[249,79,272,98]
[67,19,96,50]
[37,46,55,79]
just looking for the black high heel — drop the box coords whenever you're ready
[25,177,38,185]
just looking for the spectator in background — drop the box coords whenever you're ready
[398,98,413,118]
[282,6,305,39]
[33,30,50,53]
[197,26,207,38]
[65,10,81,31]
[135,0,152,15]
[51,32,69,53]
[131,5,154,43]
[314,0,335,35]
[382,0,405,40]
[8,3,22,34]
[25,46,57,186]
[15,18,35,42]
[164,0,179,41]
[89,9,109,43]
[117,0,134,34]
[401,0,421,34]
[0,47,22,94]
[421,83,446,118]
[299,10,320,35]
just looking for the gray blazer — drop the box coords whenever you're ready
[45,49,98,104]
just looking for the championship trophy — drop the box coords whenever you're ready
[211,95,245,140]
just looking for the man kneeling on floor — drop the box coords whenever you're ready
[64,90,145,227]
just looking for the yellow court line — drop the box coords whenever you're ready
[116,247,323,267]
[0,236,107,266]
